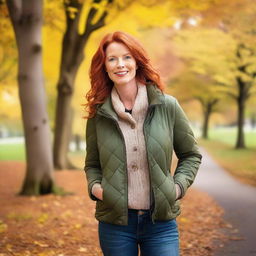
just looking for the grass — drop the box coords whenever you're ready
[0,143,25,161]
[200,128,256,187]
[0,140,85,170]
[208,128,256,147]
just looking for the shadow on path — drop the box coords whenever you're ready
[194,148,256,256]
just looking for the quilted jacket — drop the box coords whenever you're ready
[84,83,202,225]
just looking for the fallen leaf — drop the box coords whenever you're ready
[74,223,82,229]
[0,220,8,233]
[63,230,69,235]
[37,213,49,224]
[78,247,88,252]
[34,240,49,247]
[41,203,48,208]
[179,217,190,223]
[6,243,12,252]
[57,239,65,246]
[54,201,61,206]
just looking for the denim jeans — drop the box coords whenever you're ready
[98,209,179,256]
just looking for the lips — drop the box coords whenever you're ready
[114,71,128,77]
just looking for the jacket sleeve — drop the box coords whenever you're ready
[172,99,202,198]
[84,117,102,201]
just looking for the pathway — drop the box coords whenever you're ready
[193,148,256,255]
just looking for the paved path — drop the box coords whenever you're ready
[193,148,256,256]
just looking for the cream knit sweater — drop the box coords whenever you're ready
[111,83,150,209]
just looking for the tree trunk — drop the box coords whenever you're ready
[202,104,211,139]
[7,0,55,195]
[235,78,246,149]
[53,36,84,169]
[53,1,107,169]
[235,98,246,149]
[200,99,218,140]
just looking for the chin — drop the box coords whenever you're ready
[114,79,130,86]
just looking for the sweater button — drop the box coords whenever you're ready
[133,146,138,152]
[131,124,135,129]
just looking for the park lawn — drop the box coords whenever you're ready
[0,142,84,168]
[208,129,256,148]
[0,143,25,161]
[200,138,256,187]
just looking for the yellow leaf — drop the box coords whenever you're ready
[61,210,72,218]
[74,223,82,229]
[0,220,8,233]
[179,217,190,223]
[6,243,12,251]
[34,240,49,247]
[78,247,87,252]
[37,213,49,224]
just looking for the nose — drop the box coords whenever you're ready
[117,58,125,68]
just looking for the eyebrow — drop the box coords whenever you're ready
[106,52,131,57]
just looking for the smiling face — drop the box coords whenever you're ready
[105,42,137,87]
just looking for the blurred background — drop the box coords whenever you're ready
[0,0,256,255]
[1,0,255,185]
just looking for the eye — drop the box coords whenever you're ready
[108,57,115,62]
[124,55,132,60]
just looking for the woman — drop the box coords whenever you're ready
[84,31,202,256]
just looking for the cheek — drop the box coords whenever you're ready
[127,62,136,71]
[105,63,115,73]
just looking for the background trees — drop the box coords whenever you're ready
[1,0,255,195]
[200,0,256,148]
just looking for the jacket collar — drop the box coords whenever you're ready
[97,83,165,119]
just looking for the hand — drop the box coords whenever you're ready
[175,184,181,200]
[92,183,103,201]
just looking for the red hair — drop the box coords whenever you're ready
[85,31,164,118]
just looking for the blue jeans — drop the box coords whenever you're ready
[98,209,179,256]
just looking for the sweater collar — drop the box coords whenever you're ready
[111,83,148,126]
[97,82,165,119]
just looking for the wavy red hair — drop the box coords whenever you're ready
[85,31,164,118]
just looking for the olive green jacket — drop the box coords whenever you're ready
[84,84,202,225]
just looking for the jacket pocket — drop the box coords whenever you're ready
[101,178,121,209]
[160,175,177,206]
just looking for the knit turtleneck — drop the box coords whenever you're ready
[111,83,150,210]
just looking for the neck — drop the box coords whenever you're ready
[114,81,138,110]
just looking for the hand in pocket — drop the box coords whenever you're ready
[92,183,103,201]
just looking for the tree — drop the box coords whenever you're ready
[7,0,55,195]
[199,0,256,148]
[53,0,113,169]
[227,43,256,148]
[172,28,233,139]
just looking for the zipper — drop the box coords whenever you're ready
[143,105,156,223]
[97,109,129,225]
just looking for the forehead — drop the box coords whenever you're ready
[105,42,131,56]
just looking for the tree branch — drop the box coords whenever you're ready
[83,6,107,38]
[226,91,237,100]
[64,0,82,39]
[6,0,22,25]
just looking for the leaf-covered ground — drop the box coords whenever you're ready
[0,162,230,256]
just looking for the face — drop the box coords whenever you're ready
[105,42,137,87]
